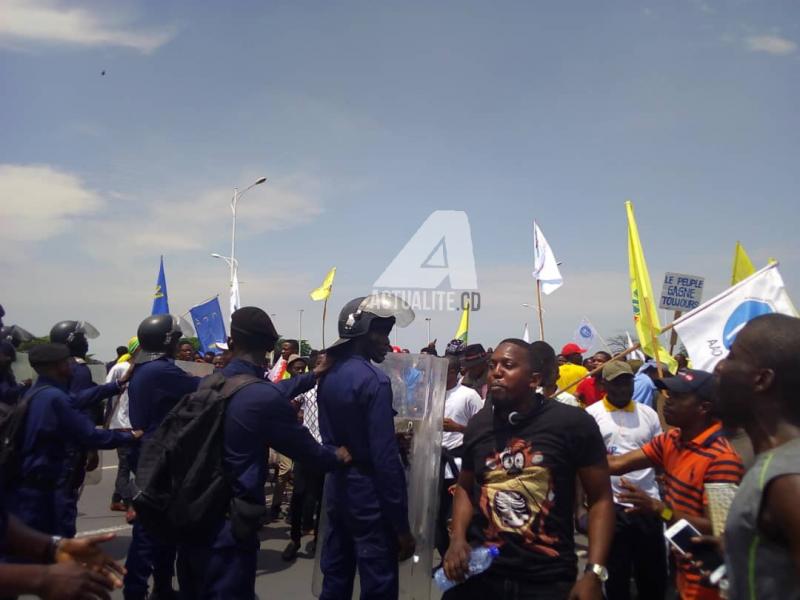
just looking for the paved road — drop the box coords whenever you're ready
[27,451,591,599]
[54,451,444,600]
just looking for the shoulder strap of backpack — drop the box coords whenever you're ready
[219,374,263,399]
[19,385,54,407]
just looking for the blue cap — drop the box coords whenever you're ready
[655,369,715,400]
[487,546,500,557]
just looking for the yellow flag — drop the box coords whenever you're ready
[731,242,756,285]
[454,299,470,344]
[310,267,336,301]
[626,201,676,373]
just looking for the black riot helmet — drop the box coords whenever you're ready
[136,314,184,364]
[49,320,99,358]
[1,325,35,349]
[328,293,415,350]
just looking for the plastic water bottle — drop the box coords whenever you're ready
[434,546,500,592]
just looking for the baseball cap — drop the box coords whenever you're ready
[655,369,715,399]
[462,344,488,368]
[601,361,634,381]
[561,342,587,356]
[286,354,308,367]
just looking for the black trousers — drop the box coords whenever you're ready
[436,477,457,558]
[442,574,573,600]
[289,461,324,542]
[113,446,132,503]
[605,504,667,600]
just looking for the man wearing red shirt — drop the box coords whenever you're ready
[575,351,611,407]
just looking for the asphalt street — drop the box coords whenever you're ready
[21,451,591,599]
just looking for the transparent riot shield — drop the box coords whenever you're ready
[175,360,215,377]
[88,363,107,384]
[10,351,35,383]
[85,362,112,485]
[312,353,447,599]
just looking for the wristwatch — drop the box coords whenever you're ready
[585,563,609,582]
[47,535,63,563]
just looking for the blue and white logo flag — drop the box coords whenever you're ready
[673,263,797,371]
[573,317,597,352]
[189,296,227,354]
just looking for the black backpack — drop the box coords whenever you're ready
[0,386,51,484]
[131,372,260,543]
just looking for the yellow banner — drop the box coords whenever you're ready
[731,242,756,285]
[626,201,676,373]
[310,267,336,301]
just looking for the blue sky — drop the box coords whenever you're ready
[1,0,798,359]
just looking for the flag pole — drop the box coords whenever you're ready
[643,298,665,378]
[551,342,642,397]
[536,280,545,341]
[322,297,328,349]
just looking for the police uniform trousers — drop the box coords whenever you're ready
[5,485,60,538]
[124,450,176,599]
[176,521,258,600]
[320,470,399,600]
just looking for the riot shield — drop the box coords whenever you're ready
[11,355,111,386]
[85,362,112,485]
[312,353,447,599]
[10,352,35,383]
[88,363,107,384]
[175,360,215,377]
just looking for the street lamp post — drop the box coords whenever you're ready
[425,317,432,345]
[211,253,239,271]
[298,309,304,353]
[229,176,267,295]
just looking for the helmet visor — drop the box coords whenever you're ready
[359,293,415,328]
[76,321,101,339]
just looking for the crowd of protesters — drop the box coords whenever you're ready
[0,299,798,600]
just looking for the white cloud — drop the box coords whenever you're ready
[83,174,324,259]
[0,0,174,53]
[0,163,103,241]
[745,35,797,56]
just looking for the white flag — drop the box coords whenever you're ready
[673,263,797,371]
[626,331,646,361]
[230,270,241,319]
[523,323,531,343]
[532,220,563,295]
[573,318,597,351]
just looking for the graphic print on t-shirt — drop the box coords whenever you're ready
[479,437,558,557]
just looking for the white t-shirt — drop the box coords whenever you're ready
[586,399,662,504]
[555,390,579,407]
[537,386,579,408]
[106,361,131,429]
[443,383,484,479]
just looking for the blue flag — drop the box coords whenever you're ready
[152,256,170,315]
[189,297,227,353]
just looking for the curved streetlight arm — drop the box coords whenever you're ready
[210,253,239,270]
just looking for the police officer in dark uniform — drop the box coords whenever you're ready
[318,294,417,600]
[49,321,98,396]
[176,307,351,599]
[0,340,30,405]
[49,320,122,538]
[124,314,200,600]
[4,343,141,540]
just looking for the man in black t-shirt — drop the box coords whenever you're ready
[443,339,615,600]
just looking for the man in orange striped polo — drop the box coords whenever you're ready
[608,369,744,600]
